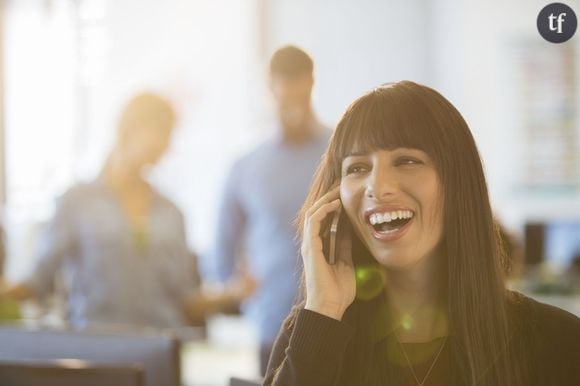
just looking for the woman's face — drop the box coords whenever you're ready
[340,147,444,270]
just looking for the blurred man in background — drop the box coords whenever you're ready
[209,45,331,375]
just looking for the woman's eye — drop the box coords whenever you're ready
[345,164,368,175]
[396,157,423,166]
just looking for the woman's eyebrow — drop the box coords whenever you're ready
[345,150,368,157]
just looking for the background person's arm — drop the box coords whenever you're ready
[208,164,248,282]
[183,273,257,324]
[168,204,257,324]
[1,188,79,306]
[0,280,35,301]
[22,188,79,301]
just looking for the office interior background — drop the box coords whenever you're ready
[0,0,579,385]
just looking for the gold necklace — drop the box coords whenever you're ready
[394,333,448,386]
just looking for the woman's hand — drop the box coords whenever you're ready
[184,273,258,323]
[0,277,7,298]
[301,186,356,321]
[0,279,34,302]
[226,272,258,303]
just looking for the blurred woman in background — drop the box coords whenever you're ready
[0,92,255,328]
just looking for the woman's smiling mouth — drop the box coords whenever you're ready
[364,207,415,242]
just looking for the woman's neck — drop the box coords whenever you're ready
[102,153,153,230]
[384,254,448,343]
[103,151,145,193]
[281,112,321,145]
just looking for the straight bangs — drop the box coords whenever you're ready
[330,86,445,176]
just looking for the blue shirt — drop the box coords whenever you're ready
[210,129,331,344]
[26,181,196,328]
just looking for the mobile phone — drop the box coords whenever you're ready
[321,206,348,265]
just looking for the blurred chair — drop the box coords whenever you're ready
[0,325,179,386]
[0,359,143,386]
[229,376,263,386]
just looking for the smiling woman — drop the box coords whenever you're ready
[263,81,580,386]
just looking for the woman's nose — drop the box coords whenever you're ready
[365,165,398,200]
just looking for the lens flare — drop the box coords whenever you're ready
[355,265,386,300]
[401,313,413,331]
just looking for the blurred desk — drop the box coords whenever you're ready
[181,315,260,386]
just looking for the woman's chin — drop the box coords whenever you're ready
[371,250,421,271]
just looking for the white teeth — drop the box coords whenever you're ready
[369,210,414,225]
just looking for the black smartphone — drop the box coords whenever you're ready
[321,206,349,265]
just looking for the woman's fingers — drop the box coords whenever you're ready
[306,199,341,238]
[305,185,340,218]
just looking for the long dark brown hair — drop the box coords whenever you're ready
[286,81,529,385]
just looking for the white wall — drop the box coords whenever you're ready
[4,0,79,279]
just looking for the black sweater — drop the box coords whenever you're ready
[264,293,580,385]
